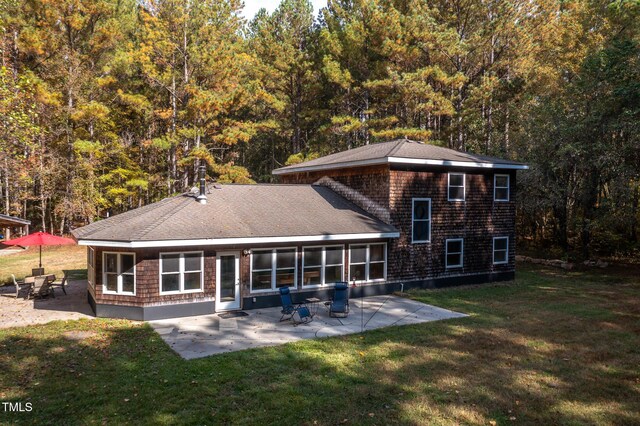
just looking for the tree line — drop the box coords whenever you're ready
[1,0,638,258]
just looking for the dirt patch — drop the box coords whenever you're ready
[63,330,98,341]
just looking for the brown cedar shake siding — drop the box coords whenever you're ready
[88,238,391,314]
[280,165,516,284]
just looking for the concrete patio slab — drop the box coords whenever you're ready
[149,295,467,359]
[0,280,94,329]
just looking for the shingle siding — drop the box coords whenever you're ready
[279,165,391,223]
[387,168,516,282]
[281,165,517,284]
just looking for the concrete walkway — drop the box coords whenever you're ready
[150,295,467,359]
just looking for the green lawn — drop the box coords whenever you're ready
[0,264,638,425]
[0,245,87,284]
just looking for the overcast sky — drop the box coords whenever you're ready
[241,0,328,20]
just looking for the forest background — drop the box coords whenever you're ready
[1,0,638,259]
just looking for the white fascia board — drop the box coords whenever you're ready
[76,232,400,248]
[387,157,529,169]
[272,157,528,175]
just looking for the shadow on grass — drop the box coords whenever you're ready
[1,264,639,425]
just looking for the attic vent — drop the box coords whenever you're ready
[196,164,207,205]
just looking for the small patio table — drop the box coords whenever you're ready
[24,274,56,285]
[304,297,321,317]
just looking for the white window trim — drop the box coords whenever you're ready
[87,247,95,289]
[302,245,345,288]
[250,247,298,293]
[445,238,464,269]
[412,198,432,243]
[159,251,205,295]
[348,242,387,284]
[493,236,509,264]
[494,174,510,202]
[102,251,136,295]
[448,172,466,201]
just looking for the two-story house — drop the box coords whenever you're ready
[72,139,527,320]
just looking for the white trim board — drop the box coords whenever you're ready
[272,156,529,175]
[76,232,400,248]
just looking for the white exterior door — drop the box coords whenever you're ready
[215,252,241,311]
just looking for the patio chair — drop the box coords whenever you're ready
[29,276,54,300]
[11,274,28,299]
[278,287,312,325]
[32,267,45,277]
[49,272,68,295]
[329,282,350,318]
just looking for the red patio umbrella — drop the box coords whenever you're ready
[2,232,76,269]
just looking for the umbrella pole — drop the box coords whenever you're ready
[39,246,42,268]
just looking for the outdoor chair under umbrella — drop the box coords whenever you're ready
[2,231,76,271]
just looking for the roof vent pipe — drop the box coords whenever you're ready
[196,164,207,205]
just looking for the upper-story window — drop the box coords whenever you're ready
[494,174,510,202]
[412,198,431,243]
[448,173,465,201]
[103,252,135,295]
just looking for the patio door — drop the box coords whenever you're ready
[215,252,241,311]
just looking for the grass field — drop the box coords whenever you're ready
[0,245,87,284]
[0,263,638,425]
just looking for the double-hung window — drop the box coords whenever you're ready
[349,243,386,282]
[160,252,204,294]
[251,248,297,292]
[412,198,431,243]
[87,247,95,289]
[302,246,344,287]
[493,237,509,264]
[448,173,465,201]
[494,174,510,201]
[103,252,135,295]
[445,239,464,269]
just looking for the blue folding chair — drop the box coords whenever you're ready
[279,287,312,325]
[329,282,350,318]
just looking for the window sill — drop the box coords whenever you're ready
[102,290,136,296]
[159,289,204,296]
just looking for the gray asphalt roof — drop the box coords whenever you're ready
[273,139,527,174]
[71,184,398,243]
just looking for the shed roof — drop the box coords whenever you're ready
[71,184,398,248]
[0,214,31,227]
[273,139,528,175]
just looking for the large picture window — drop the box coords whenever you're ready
[493,237,509,264]
[494,174,510,201]
[412,198,431,243]
[251,248,297,292]
[445,239,464,269]
[102,252,135,295]
[160,252,203,294]
[302,246,344,287]
[349,243,386,282]
[448,173,465,201]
